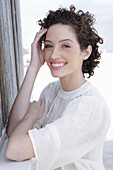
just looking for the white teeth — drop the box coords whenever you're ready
[52,63,65,67]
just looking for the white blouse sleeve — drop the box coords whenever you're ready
[28,96,111,170]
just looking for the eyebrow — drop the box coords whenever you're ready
[45,39,74,43]
[59,39,74,43]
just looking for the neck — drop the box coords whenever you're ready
[60,73,86,91]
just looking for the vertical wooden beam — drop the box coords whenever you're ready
[0,0,23,137]
[10,0,24,89]
[0,25,7,126]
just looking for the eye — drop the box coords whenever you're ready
[44,44,52,48]
[62,45,70,48]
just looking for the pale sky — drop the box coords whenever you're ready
[20,0,113,52]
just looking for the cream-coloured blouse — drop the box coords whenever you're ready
[28,80,111,170]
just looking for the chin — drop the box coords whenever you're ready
[51,72,63,78]
[51,74,60,78]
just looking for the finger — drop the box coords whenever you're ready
[34,29,47,44]
[35,28,46,37]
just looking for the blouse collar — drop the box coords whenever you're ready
[57,80,93,100]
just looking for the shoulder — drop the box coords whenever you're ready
[64,91,111,125]
[66,89,110,115]
[39,80,61,103]
[41,80,60,95]
[76,81,110,109]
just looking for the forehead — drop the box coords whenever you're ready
[46,24,77,41]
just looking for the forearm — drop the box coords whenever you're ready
[7,65,39,137]
[6,98,45,161]
[7,28,47,137]
[9,113,36,139]
[6,113,36,161]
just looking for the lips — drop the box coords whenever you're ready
[50,61,67,70]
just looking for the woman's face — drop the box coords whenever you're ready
[44,24,84,79]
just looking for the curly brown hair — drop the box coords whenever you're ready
[38,5,103,78]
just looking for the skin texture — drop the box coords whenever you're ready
[6,24,92,161]
[44,24,92,91]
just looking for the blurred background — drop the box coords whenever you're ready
[20,0,113,140]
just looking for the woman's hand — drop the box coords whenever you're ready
[26,98,45,122]
[30,29,47,70]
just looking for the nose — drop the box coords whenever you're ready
[51,47,60,60]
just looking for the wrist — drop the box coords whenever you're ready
[28,64,40,74]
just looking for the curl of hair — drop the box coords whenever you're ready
[38,5,103,78]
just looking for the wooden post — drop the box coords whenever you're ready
[0,0,23,139]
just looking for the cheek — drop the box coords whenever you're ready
[63,50,74,61]
[44,50,50,61]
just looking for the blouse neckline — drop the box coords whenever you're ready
[57,80,92,100]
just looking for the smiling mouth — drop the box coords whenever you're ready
[50,62,67,70]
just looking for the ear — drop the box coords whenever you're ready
[82,45,92,60]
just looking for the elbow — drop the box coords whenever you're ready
[6,147,17,161]
[6,142,24,161]
[6,147,22,162]
[6,148,24,162]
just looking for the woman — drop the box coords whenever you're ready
[6,5,110,170]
